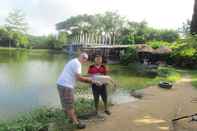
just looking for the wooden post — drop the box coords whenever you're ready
[109,33,111,45]
[113,33,115,45]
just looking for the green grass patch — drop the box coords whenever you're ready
[108,63,181,91]
[76,63,181,92]
[189,70,197,88]
[0,98,94,131]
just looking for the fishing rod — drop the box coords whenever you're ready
[172,113,197,122]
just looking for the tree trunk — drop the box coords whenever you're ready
[191,0,197,34]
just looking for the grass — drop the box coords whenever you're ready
[189,70,197,88]
[108,63,181,91]
[0,98,94,131]
[76,63,181,92]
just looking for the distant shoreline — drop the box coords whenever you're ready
[0,47,64,53]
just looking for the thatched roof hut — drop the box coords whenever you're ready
[134,44,154,53]
[154,46,172,54]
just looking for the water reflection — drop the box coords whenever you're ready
[0,49,66,119]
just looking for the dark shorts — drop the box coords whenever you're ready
[57,85,74,110]
[92,84,107,101]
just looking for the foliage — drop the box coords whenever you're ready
[59,11,125,34]
[145,28,179,43]
[109,64,181,91]
[0,9,30,48]
[28,35,48,49]
[147,40,171,49]
[0,27,30,48]
[58,12,179,45]
[117,21,179,44]
[27,32,68,49]
[178,20,191,37]
[46,33,67,49]
[5,9,28,33]
[120,46,139,65]
[169,35,197,68]
[189,70,197,88]
[0,11,180,49]
[0,98,94,131]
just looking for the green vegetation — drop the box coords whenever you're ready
[0,9,68,49]
[189,70,197,88]
[169,35,197,68]
[0,10,179,50]
[60,12,179,45]
[109,64,181,91]
[120,46,138,65]
[147,40,172,49]
[0,98,94,131]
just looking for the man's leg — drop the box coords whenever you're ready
[65,108,79,124]
[57,86,86,129]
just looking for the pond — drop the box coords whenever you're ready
[0,49,67,120]
[0,49,137,120]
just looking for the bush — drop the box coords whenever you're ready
[157,67,181,82]
[120,46,139,65]
[169,35,197,68]
[147,40,171,49]
[0,98,94,131]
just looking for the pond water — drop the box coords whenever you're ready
[0,49,67,120]
[0,49,136,120]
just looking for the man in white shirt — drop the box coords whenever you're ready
[57,52,99,129]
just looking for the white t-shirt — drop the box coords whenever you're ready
[57,58,81,88]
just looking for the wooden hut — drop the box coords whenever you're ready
[134,44,154,64]
[152,46,172,65]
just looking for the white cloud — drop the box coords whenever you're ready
[0,0,194,35]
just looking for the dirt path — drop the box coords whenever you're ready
[83,76,197,131]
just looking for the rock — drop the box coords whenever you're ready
[130,90,144,99]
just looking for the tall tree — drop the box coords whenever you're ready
[5,9,28,33]
[191,0,197,34]
[178,20,191,37]
[5,9,29,48]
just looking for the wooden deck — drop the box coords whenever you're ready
[64,44,131,49]
[64,44,130,62]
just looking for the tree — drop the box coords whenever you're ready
[0,27,10,46]
[191,0,197,34]
[4,9,29,48]
[46,33,68,49]
[5,9,28,33]
[57,11,126,34]
[58,31,68,45]
[178,20,191,36]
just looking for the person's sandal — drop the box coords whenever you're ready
[104,110,111,115]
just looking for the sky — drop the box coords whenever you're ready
[0,0,194,36]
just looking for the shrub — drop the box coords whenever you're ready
[147,40,171,49]
[120,46,139,65]
[169,35,197,68]
[0,98,94,131]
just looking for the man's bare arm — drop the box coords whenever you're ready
[76,73,92,83]
[76,73,102,86]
